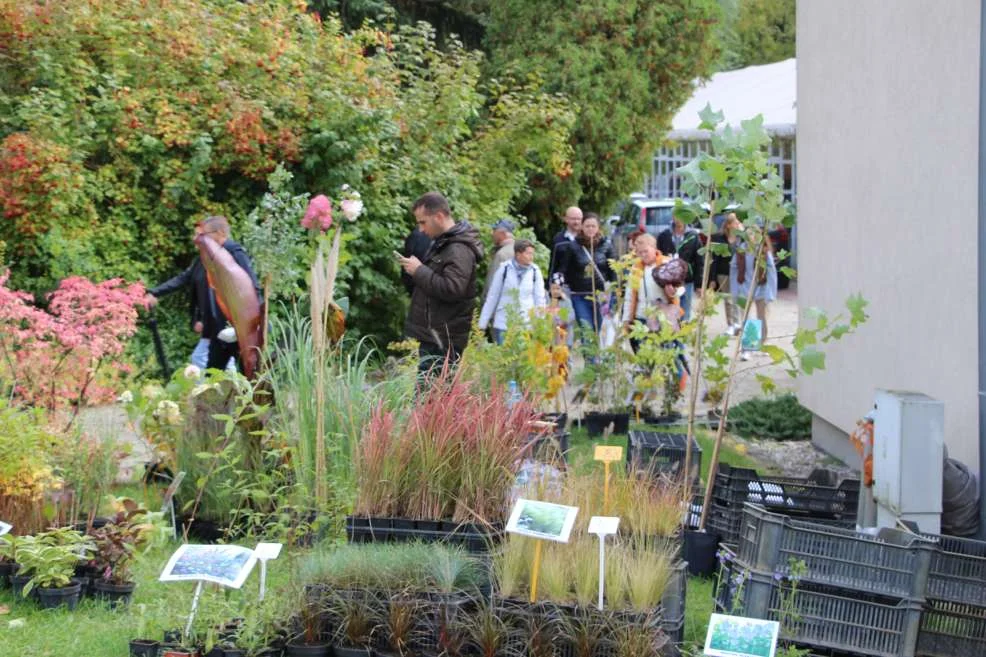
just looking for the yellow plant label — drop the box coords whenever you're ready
[593,445,623,462]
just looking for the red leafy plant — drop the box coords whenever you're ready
[88,500,152,585]
[354,367,543,525]
[0,271,147,418]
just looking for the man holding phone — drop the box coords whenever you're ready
[397,192,484,374]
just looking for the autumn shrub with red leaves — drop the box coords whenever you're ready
[0,271,147,413]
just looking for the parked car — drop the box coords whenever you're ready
[611,198,678,256]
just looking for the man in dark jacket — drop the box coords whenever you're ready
[398,192,484,373]
[657,217,703,320]
[148,257,215,369]
[548,206,583,279]
[195,215,262,371]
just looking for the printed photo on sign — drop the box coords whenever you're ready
[159,544,258,589]
[506,498,579,543]
[0,521,11,536]
[704,613,779,657]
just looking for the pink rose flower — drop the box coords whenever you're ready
[302,195,333,232]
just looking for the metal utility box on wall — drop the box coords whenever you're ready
[872,390,943,534]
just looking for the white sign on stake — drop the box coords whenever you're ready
[0,521,11,536]
[588,516,620,610]
[160,471,186,540]
[254,542,283,601]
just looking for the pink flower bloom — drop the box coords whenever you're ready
[302,194,333,232]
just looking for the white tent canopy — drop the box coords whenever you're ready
[669,58,796,140]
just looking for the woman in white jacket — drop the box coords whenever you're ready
[478,239,547,344]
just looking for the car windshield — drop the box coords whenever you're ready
[644,206,674,227]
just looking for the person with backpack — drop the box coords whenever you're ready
[478,239,546,344]
[657,215,703,320]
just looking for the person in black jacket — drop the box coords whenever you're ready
[708,214,739,333]
[548,206,583,279]
[553,212,615,334]
[147,256,215,369]
[657,217,703,320]
[196,215,262,371]
[398,192,484,374]
[401,227,432,295]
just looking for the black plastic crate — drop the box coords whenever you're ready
[715,548,923,657]
[713,464,860,519]
[626,431,701,482]
[925,534,986,607]
[345,516,504,553]
[917,598,986,657]
[736,503,936,599]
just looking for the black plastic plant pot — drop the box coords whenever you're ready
[283,640,332,657]
[9,571,35,599]
[37,581,82,610]
[128,639,160,657]
[94,579,136,606]
[683,529,720,577]
[415,519,443,531]
[584,411,614,437]
[390,518,415,531]
[0,561,14,587]
[330,646,371,657]
[221,649,246,657]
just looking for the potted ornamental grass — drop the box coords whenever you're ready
[89,504,152,606]
[16,527,93,609]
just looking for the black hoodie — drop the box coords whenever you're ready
[405,221,485,352]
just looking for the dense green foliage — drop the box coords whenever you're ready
[727,393,812,441]
[484,0,720,228]
[0,0,574,357]
[716,0,796,71]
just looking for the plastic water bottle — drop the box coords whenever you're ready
[507,380,522,408]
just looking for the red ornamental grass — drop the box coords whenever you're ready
[404,367,472,520]
[455,384,541,524]
[355,402,396,517]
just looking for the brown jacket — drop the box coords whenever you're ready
[405,222,484,352]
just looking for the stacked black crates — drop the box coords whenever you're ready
[706,464,860,545]
[626,431,701,482]
[715,504,933,657]
[715,503,986,657]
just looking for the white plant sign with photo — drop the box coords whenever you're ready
[506,498,579,543]
[159,544,258,589]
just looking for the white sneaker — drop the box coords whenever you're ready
[217,326,237,343]
[740,351,751,361]
[725,324,739,337]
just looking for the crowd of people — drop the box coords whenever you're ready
[149,191,778,380]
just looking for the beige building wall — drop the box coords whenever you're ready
[797,0,981,470]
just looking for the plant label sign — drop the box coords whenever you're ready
[159,544,258,589]
[0,520,11,536]
[254,542,282,561]
[160,470,187,513]
[506,498,579,543]
[593,445,623,462]
[704,613,779,657]
[587,516,620,537]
